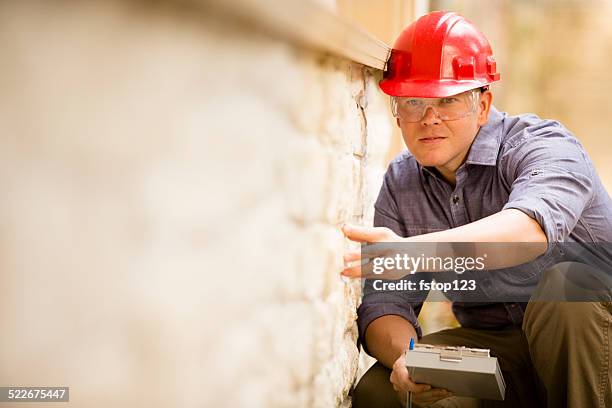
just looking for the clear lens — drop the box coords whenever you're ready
[391,90,479,122]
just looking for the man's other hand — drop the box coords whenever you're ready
[391,352,453,406]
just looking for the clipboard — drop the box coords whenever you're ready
[405,344,506,401]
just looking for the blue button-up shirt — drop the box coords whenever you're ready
[357,106,612,346]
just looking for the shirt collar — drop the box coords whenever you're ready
[464,105,504,166]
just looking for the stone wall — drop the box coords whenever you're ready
[0,1,392,407]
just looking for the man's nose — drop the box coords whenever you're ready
[420,106,441,126]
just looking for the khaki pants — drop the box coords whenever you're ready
[352,269,612,407]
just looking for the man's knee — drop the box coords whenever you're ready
[530,261,612,302]
[525,261,612,337]
[352,362,401,408]
[524,300,610,346]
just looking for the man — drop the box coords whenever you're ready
[341,11,612,408]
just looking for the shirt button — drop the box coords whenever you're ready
[452,195,459,204]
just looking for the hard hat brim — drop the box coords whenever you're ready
[379,78,494,98]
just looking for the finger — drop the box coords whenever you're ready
[341,262,389,279]
[390,355,414,391]
[344,241,406,270]
[341,264,362,278]
[342,224,392,243]
[402,372,432,394]
[413,388,453,404]
[407,381,432,394]
[341,224,368,243]
[341,254,378,278]
[342,253,417,279]
[342,260,412,279]
[343,252,361,263]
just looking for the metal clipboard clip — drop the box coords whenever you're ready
[410,344,491,362]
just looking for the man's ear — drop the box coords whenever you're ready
[396,118,401,128]
[477,91,493,126]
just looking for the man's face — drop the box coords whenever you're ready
[395,90,493,176]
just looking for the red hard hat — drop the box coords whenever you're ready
[380,11,500,98]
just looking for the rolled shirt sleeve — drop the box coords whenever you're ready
[501,123,594,245]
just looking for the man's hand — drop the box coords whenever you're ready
[391,352,453,406]
[342,224,399,243]
[341,224,403,278]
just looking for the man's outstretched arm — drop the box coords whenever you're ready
[405,208,547,244]
[342,209,548,278]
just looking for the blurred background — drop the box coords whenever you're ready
[0,0,610,407]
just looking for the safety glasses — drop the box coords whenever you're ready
[391,89,480,122]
